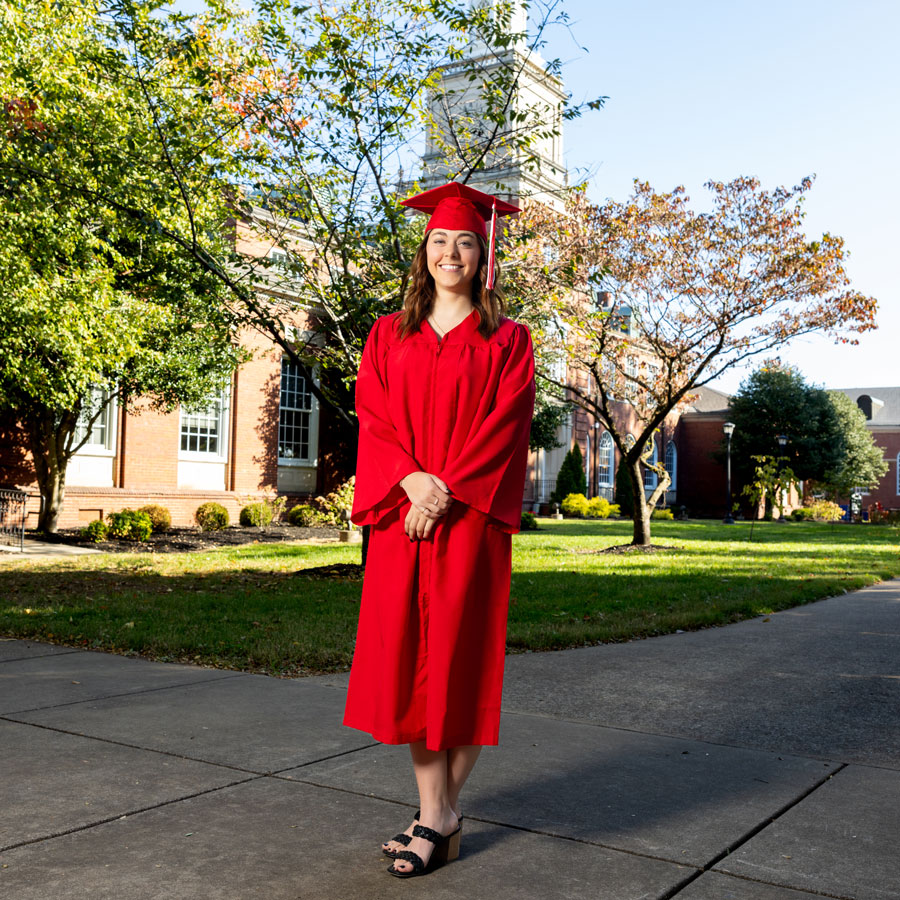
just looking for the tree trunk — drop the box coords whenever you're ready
[628,458,651,546]
[24,409,77,534]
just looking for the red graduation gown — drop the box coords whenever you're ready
[343,308,535,751]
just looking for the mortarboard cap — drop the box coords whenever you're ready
[401,182,519,289]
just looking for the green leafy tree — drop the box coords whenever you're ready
[728,363,844,484]
[742,455,799,536]
[0,0,597,450]
[551,442,586,504]
[0,0,245,530]
[820,392,888,500]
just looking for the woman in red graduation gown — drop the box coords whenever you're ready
[343,182,536,878]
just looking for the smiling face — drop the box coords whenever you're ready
[425,228,482,294]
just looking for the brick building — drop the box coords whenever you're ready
[0,218,338,529]
[834,387,900,511]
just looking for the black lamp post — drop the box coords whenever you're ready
[723,421,735,525]
[592,422,600,498]
[777,434,788,521]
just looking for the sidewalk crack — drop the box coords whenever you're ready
[659,763,849,900]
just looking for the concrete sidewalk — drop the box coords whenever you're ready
[1,581,898,899]
[0,538,101,557]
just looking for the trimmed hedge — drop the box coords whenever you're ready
[195,502,229,532]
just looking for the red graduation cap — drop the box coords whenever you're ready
[401,182,519,289]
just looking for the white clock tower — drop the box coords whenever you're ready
[420,0,569,208]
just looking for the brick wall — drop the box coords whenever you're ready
[863,431,900,510]
[673,414,729,517]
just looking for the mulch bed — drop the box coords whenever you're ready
[293,562,365,580]
[38,525,343,554]
[578,544,675,555]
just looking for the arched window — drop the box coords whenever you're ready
[665,442,678,491]
[643,442,658,490]
[598,432,614,487]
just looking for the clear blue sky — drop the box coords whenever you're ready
[540,0,899,393]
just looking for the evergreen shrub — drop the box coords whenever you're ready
[520,511,538,531]
[195,502,229,531]
[239,502,274,527]
[551,444,587,503]
[107,509,153,541]
[80,519,108,542]
[561,493,589,517]
[138,504,172,533]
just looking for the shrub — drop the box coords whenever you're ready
[551,444,587,504]
[138,504,171,533]
[651,508,674,520]
[312,477,356,525]
[806,499,844,522]
[561,493,589,518]
[239,501,274,528]
[288,504,329,527]
[107,509,153,542]
[585,497,621,519]
[195,502,229,531]
[790,507,815,522]
[79,519,108,543]
[520,511,538,531]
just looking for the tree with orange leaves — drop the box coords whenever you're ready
[505,177,878,545]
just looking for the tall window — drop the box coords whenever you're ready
[643,442,658,490]
[897,453,900,495]
[279,358,315,462]
[73,387,116,452]
[625,356,637,400]
[665,442,678,491]
[598,431,614,487]
[180,388,229,457]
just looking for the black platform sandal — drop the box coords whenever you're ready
[383,812,464,858]
[381,809,419,857]
[387,823,461,878]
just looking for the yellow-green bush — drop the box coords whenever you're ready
[561,493,589,517]
[584,497,621,519]
[651,508,674,520]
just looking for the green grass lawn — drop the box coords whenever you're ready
[1,520,897,675]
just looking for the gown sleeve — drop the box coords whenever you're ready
[437,322,536,533]
[350,316,422,527]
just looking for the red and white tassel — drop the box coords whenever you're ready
[486,199,498,290]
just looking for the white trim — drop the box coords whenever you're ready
[277,358,320,466]
[73,388,117,457]
[178,386,230,463]
[597,431,614,487]
[665,442,678,491]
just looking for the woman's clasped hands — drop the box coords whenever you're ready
[399,471,454,540]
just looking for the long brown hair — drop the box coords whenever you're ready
[397,233,505,340]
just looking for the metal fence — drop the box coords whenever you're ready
[522,478,557,504]
[0,488,27,551]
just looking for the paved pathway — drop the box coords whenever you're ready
[0,538,100,558]
[1,580,898,899]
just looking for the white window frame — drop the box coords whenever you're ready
[73,387,117,457]
[597,431,614,487]
[625,356,638,400]
[643,442,658,491]
[665,442,678,491]
[278,358,320,466]
[896,453,900,495]
[178,386,230,462]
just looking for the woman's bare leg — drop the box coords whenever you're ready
[388,742,459,874]
[447,745,482,816]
